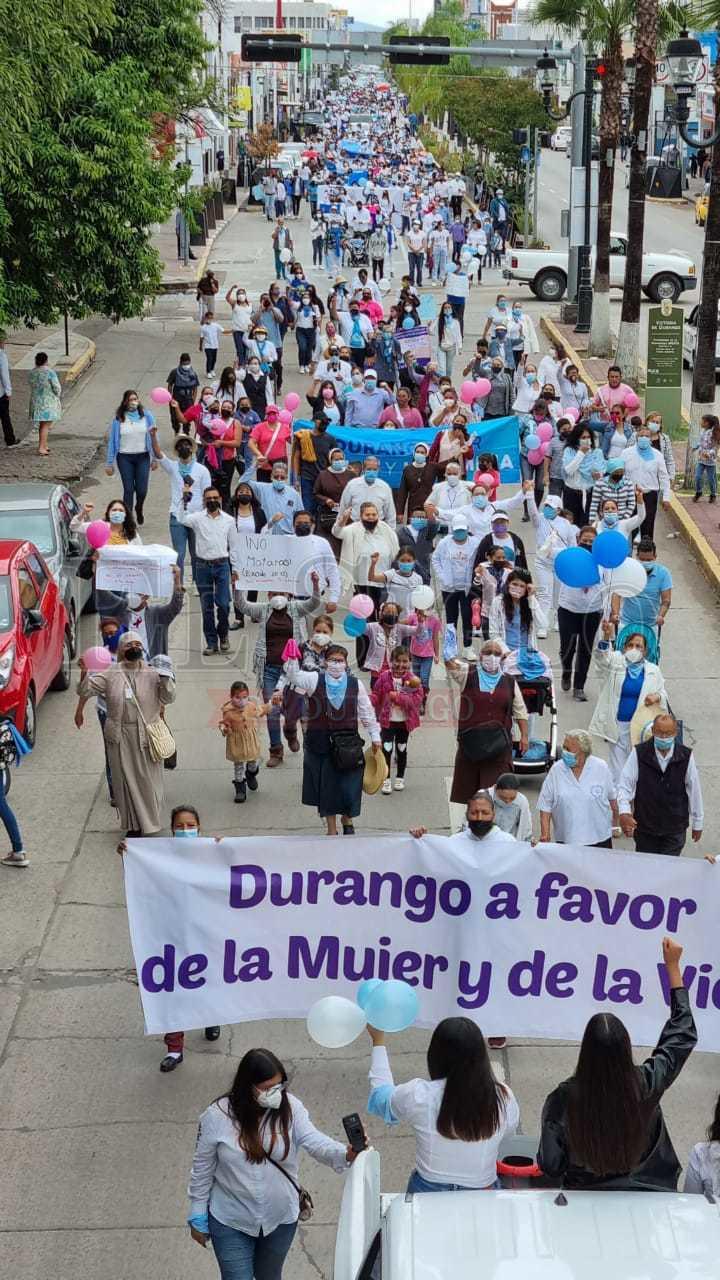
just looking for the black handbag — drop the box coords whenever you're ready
[330,730,365,772]
[458,722,510,763]
[76,554,95,580]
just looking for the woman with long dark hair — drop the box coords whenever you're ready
[187,1048,356,1276]
[106,389,156,526]
[367,1017,519,1192]
[214,365,239,406]
[488,568,546,652]
[684,1090,720,1196]
[538,936,696,1190]
[228,482,267,629]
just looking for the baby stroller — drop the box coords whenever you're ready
[511,673,558,776]
[343,231,370,268]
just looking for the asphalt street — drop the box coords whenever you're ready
[1,200,720,1280]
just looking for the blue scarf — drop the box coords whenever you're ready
[7,722,32,765]
[478,667,503,693]
[325,673,348,708]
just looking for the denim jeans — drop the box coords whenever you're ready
[300,474,317,517]
[195,558,230,648]
[296,327,315,367]
[407,1170,500,1194]
[169,516,197,584]
[208,1212,297,1280]
[0,769,22,853]
[695,462,717,496]
[432,248,448,281]
[274,249,286,280]
[263,663,301,750]
[232,331,247,362]
[408,250,424,285]
[436,348,454,378]
[116,451,150,515]
[411,654,433,689]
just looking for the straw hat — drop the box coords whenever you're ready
[363,746,389,796]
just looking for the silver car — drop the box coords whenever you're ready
[0,484,93,656]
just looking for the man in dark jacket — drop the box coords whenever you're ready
[617,713,703,855]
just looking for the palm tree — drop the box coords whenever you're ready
[534,0,633,356]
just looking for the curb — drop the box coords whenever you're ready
[62,339,96,388]
[539,314,720,595]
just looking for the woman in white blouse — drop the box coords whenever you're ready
[367,1017,519,1192]
[188,1048,356,1277]
[537,729,619,848]
[684,1092,720,1197]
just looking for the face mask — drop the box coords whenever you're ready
[624,647,644,666]
[270,595,288,610]
[452,530,468,543]
[492,524,508,537]
[272,479,285,492]
[525,374,537,385]
[255,1084,284,1111]
[481,654,501,673]
[322,388,334,400]
[174,828,199,839]
[381,613,398,627]
[542,505,556,520]
[512,308,521,318]
[508,584,525,600]
[295,524,312,538]
[331,459,345,472]
[642,560,656,571]
[177,447,192,461]
[326,660,346,679]
[205,499,221,512]
[109,510,125,525]
[248,365,260,375]
[562,750,577,768]
[446,474,460,488]
[603,512,619,527]
[492,366,503,375]
[236,492,252,506]
[654,734,675,752]
[467,819,494,839]
[579,541,594,551]
[202,394,213,406]
[398,561,414,574]
[443,308,452,317]
[313,632,331,647]
[127,403,140,413]
[411,517,427,530]
[365,471,378,484]
[473,495,488,509]
[637,437,652,452]
[123,647,143,663]
[497,301,507,311]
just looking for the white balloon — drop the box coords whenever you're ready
[411,585,435,611]
[605,557,647,599]
[279,247,293,263]
[306,996,367,1048]
[377,277,392,293]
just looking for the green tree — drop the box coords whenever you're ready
[385,2,481,120]
[446,77,548,171]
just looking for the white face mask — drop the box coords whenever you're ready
[508,585,525,600]
[326,659,346,679]
[270,595,288,611]
[624,647,644,665]
[312,632,331,647]
[255,1084,284,1110]
[481,654,501,673]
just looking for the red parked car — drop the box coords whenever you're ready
[0,540,72,746]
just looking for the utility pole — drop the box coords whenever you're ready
[575,58,596,333]
[523,124,531,245]
[567,43,586,302]
[533,126,540,242]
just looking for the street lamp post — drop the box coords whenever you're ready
[666,32,720,146]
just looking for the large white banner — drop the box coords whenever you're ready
[96,543,177,596]
[233,532,313,593]
[124,836,720,1048]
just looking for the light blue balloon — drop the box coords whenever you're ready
[592,529,628,569]
[554,546,600,589]
[343,613,367,638]
[357,978,383,1010]
[364,979,419,1033]
[525,433,541,451]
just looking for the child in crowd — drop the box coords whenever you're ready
[472,543,513,639]
[472,451,500,499]
[371,646,424,795]
[489,772,533,840]
[367,547,423,616]
[218,681,269,804]
[404,602,441,712]
[363,603,416,688]
[299,614,334,673]
[684,1091,720,1196]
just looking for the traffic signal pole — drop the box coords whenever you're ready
[240,35,573,66]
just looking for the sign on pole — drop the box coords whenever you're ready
[645,302,684,432]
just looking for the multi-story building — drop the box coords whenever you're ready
[225,1,339,131]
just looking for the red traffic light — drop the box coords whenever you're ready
[595,62,607,77]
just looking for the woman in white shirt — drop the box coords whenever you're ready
[367,1017,519,1192]
[106,389,156,527]
[435,303,463,378]
[538,729,619,847]
[684,1094,720,1197]
[512,360,540,414]
[188,1048,355,1274]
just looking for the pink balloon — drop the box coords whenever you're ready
[284,392,300,412]
[86,520,110,549]
[150,387,172,405]
[478,471,495,488]
[473,378,492,399]
[460,380,477,405]
[82,645,112,672]
[564,406,579,423]
[278,409,293,426]
[527,448,545,465]
[539,441,551,457]
[349,593,375,619]
[537,423,554,443]
[624,390,640,411]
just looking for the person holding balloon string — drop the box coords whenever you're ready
[521,485,577,635]
[593,490,646,547]
[472,455,500,502]
[561,421,606,527]
[71,498,143,620]
[609,537,672,665]
[519,398,556,513]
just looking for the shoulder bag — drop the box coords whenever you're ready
[458,722,511,763]
[330,729,365,772]
[265,1153,314,1221]
[122,674,176,763]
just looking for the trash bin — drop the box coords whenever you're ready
[496,1135,543,1189]
[222,177,237,204]
[189,210,207,247]
[214,190,224,221]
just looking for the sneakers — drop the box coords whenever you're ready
[381,778,392,795]
[159,1053,183,1072]
[573,689,588,702]
[1,851,29,868]
[393,778,405,791]
[203,645,219,656]
[219,637,230,653]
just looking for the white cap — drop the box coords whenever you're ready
[451,513,469,530]
[543,494,563,510]
[491,507,509,521]
[148,654,175,678]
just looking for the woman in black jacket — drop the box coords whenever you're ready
[228,482,268,629]
[538,936,696,1191]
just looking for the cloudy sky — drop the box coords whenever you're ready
[343,0,434,27]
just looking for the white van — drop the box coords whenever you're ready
[334,1150,720,1280]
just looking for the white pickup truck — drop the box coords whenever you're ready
[503,232,697,304]
[334,1150,720,1280]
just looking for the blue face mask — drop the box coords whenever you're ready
[526,373,537,385]
[473,495,488,509]
[413,452,426,466]
[562,750,577,768]
[365,471,378,484]
[542,505,556,520]
[272,479,285,492]
[603,511,619,527]
[331,459,345,472]
[411,517,427,530]
[452,530,468,543]
[175,828,199,839]
[654,735,675,751]
[637,436,652,452]
[398,561,415,574]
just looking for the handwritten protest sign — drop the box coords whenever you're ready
[95,544,177,597]
[233,532,315,594]
[394,324,432,365]
[124,835,720,1046]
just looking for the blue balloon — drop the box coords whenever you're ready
[592,529,628,569]
[357,978,383,1010]
[525,433,541,451]
[554,547,600,588]
[343,613,367,638]
[364,979,419,1033]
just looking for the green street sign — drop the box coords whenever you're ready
[300,47,312,71]
[645,304,684,432]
